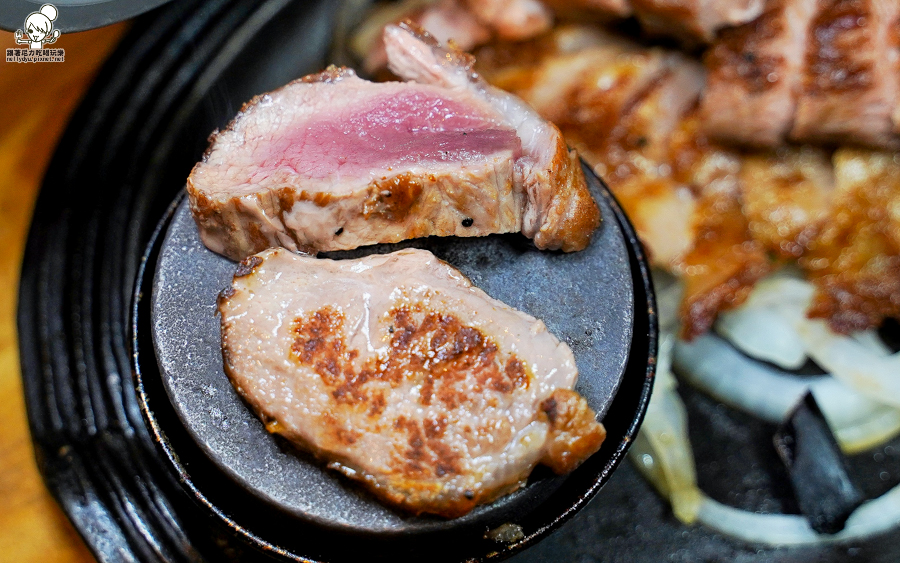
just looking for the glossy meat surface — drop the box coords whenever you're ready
[218,248,606,517]
[790,0,900,148]
[384,23,600,252]
[800,148,900,332]
[189,25,598,260]
[701,0,818,147]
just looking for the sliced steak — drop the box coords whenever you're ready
[358,0,491,76]
[218,247,606,517]
[800,148,900,333]
[740,146,834,258]
[790,0,900,149]
[189,25,598,261]
[461,0,553,40]
[631,0,764,43]
[543,0,634,19]
[384,23,600,252]
[700,0,818,147]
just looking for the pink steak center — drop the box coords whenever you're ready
[260,90,521,179]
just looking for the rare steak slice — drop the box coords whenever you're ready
[218,248,606,517]
[384,22,600,253]
[189,25,598,261]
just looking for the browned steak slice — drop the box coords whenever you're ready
[700,0,818,147]
[631,0,764,43]
[790,0,900,149]
[384,23,600,252]
[218,248,606,517]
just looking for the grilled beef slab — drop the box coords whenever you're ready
[188,24,598,261]
[701,0,818,147]
[790,0,900,149]
[218,248,606,517]
[631,0,764,43]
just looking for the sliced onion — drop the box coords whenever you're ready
[795,318,900,410]
[837,406,900,455]
[635,270,900,545]
[629,333,702,523]
[851,329,894,357]
[673,332,900,451]
[696,482,900,546]
[714,273,813,369]
[653,274,683,333]
[696,498,820,545]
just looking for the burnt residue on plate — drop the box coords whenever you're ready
[774,393,865,534]
[146,159,643,550]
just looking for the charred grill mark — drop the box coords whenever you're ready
[364,173,424,222]
[709,2,785,94]
[806,1,871,94]
[385,306,528,408]
[321,412,361,446]
[505,357,529,389]
[289,304,529,457]
[393,415,461,478]
[541,396,559,424]
[217,286,236,307]
[234,255,263,277]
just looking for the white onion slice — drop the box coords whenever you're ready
[696,498,819,545]
[673,333,900,451]
[714,273,813,369]
[635,269,900,546]
[629,333,702,523]
[632,331,900,545]
[851,329,894,357]
[653,274,683,332]
[696,482,900,546]
[837,407,900,455]
[796,318,900,409]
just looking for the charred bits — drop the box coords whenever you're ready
[773,392,864,534]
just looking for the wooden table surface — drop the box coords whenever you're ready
[0,23,129,563]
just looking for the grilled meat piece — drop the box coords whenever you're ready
[543,0,634,18]
[357,0,491,76]
[189,24,598,261]
[677,183,772,339]
[800,148,900,333]
[357,0,550,75]
[740,146,834,259]
[790,0,900,149]
[384,23,600,252]
[476,27,707,270]
[701,0,818,147]
[218,247,606,517]
[461,0,553,40]
[631,0,765,43]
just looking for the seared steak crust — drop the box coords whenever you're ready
[790,0,900,148]
[701,0,817,147]
[189,25,598,261]
[384,22,600,252]
[188,70,523,261]
[218,248,605,517]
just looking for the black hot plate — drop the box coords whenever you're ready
[19,0,900,561]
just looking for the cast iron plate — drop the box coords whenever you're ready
[150,162,633,535]
[22,0,900,562]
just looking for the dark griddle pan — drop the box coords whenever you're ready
[18,0,900,561]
